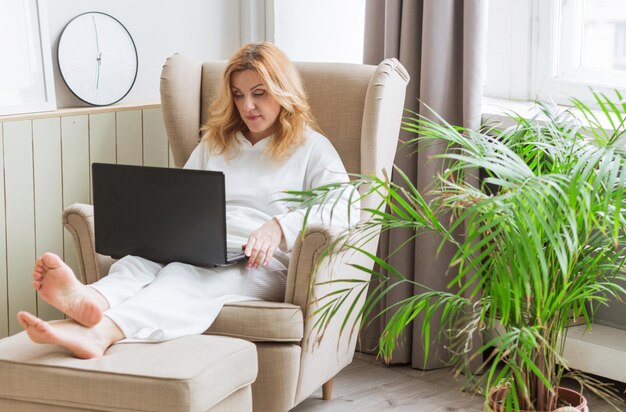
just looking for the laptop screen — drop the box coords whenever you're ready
[92,163,230,267]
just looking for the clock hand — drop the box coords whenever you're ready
[92,15,101,55]
[96,52,102,89]
[93,15,102,90]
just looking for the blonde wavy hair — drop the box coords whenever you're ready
[201,42,318,161]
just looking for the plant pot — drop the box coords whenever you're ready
[485,387,589,412]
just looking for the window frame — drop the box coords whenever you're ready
[485,0,626,106]
[0,0,56,116]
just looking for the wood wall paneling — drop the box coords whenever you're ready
[3,121,37,335]
[0,123,7,337]
[61,116,90,278]
[142,108,170,167]
[0,105,167,336]
[33,118,64,321]
[89,112,117,200]
[116,110,143,166]
[89,112,117,165]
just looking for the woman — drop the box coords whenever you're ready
[16,43,357,359]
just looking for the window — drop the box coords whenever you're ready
[582,0,626,71]
[239,0,365,64]
[613,23,626,70]
[271,0,365,64]
[485,0,626,105]
[0,0,56,115]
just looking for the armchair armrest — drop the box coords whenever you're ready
[62,203,115,284]
[285,225,336,306]
[286,224,380,404]
[286,224,375,310]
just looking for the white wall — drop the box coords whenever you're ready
[44,0,368,108]
[47,0,241,108]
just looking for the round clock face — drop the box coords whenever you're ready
[58,12,138,106]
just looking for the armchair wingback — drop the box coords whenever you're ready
[63,54,408,411]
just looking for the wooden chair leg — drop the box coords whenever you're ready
[322,378,333,400]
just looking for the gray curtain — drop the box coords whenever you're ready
[360,0,488,369]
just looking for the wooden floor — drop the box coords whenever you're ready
[294,353,626,411]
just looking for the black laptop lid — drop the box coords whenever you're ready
[92,163,229,267]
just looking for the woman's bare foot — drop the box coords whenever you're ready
[16,311,123,359]
[33,252,108,327]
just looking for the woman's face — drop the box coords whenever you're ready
[231,69,282,143]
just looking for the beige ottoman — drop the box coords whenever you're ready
[0,333,257,411]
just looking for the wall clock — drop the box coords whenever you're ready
[57,12,138,106]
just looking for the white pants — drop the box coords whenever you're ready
[88,255,287,341]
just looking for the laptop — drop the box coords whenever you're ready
[92,163,246,267]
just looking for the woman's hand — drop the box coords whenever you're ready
[244,218,284,268]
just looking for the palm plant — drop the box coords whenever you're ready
[288,92,626,411]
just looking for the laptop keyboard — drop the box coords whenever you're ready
[227,248,246,262]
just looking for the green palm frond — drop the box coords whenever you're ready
[284,90,626,411]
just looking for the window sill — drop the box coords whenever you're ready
[481,96,621,132]
[481,96,538,128]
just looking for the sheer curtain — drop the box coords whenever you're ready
[360,0,488,369]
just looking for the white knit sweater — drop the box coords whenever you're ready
[184,128,358,265]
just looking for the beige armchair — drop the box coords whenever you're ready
[62,54,408,411]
